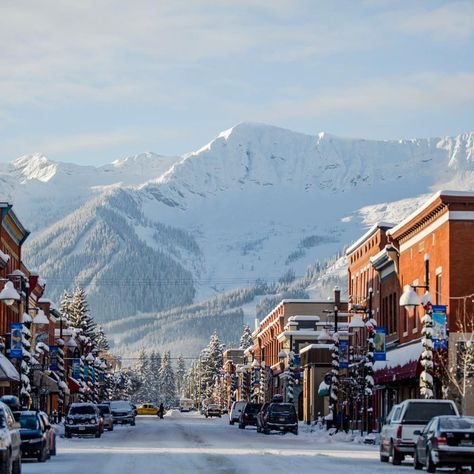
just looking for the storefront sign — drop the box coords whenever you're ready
[432,305,448,349]
[10,322,22,359]
[49,346,59,371]
[374,328,386,361]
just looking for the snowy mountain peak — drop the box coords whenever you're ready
[11,153,58,183]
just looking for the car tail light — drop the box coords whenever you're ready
[436,435,447,445]
[396,425,402,439]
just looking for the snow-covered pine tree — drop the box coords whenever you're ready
[239,325,253,350]
[159,351,176,406]
[59,290,73,322]
[95,325,110,352]
[149,351,162,404]
[176,355,186,398]
[134,347,149,403]
[70,287,97,349]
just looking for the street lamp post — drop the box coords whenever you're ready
[399,253,434,399]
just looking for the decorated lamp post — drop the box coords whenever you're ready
[259,361,266,403]
[400,253,434,399]
[364,288,376,433]
[286,351,295,404]
[251,359,260,403]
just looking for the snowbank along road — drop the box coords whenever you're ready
[23,411,413,474]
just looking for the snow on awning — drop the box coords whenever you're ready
[0,353,20,382]
[374,340,422,384]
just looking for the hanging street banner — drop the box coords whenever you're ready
[10,322,23,359]
[72,359,81,379]
[49,346,59,371]
[339,339,349,368]
[83,364,89,381]
[432,305,448,349]
[374,328,387,361]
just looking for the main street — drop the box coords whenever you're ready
[23,412,416,474]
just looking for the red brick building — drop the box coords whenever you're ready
[346,191,474,426]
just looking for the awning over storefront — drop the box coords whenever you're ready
[33,371,60,393]
[68,376,81,393]
[374,340,422,384]
[0,353,20,382]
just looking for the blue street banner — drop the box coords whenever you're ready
[374,328,386,361]
[99,371,105,382]
[339,340,349,368]
[83,365,89,381]
[72,359,81,379]
[293,354,301,368]
[432,305,448,350]
[49,346,59,371]
[10,322,22,359]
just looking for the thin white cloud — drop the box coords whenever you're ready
[33,131,138,155]
[250,72,474,121]
[394,1,474,41]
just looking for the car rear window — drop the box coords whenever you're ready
[97,405,111,415]
[69,405,96,415]
[403,403,456,424]
[440,417,474,430]
[270,404,295,414]
[20,414,39,430]
[245,404,262,413]
[110,401,132,410]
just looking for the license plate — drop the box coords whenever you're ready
[460,440,473,446]
[279,418,285,422]
[279,426,284,430]
[79,426,86,431]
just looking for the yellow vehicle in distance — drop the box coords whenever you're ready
[136,403,158,415]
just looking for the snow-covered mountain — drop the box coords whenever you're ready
[1,122,474,350]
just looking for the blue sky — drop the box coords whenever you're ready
[1,0,473,165]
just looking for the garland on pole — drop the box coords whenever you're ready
[329,333,340,423]
[420,297,434,399]
[365,316,376,433]
[286,352,294,404]
[20,313,33,408]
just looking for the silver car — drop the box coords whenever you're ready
[0,401,22,473]
[97,404,114,431]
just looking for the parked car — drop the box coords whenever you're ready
[110,400,136,425]
[38,411,56,456]
[413,415,474,472]
[238,403,262,429]
[379,399,459,465]
[256,402,270,433]
[136,403,158,416]
[65,403,103,438]
[204,404,221,418]
[260,402,298,435]
[0,396,21,422]
[0,401,22,474]
[97,404,114,431]
[229,401,246,425]
[19,410,50,462]
[179,398,194,413]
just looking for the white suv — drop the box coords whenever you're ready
[229,401,246,425]
[380,399,459,466]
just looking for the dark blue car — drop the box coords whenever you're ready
[19,411,50,462]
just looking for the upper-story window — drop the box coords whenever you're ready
[436,273,442,305]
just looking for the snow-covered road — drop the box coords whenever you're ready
[22,411,415,474]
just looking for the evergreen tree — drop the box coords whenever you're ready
[159,351,176,406]
[59,290,73,323]
[149,351,162,404]
[134,347,149,403]
[176,355,186,397]
[95,325,110,352]
[239,325,253,350]
[70,287,97,348]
